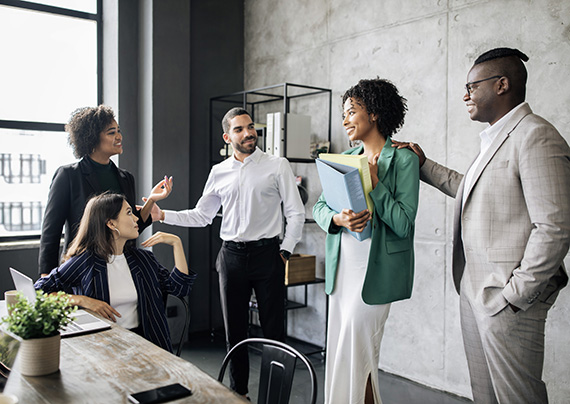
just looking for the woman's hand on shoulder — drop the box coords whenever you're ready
[141,231,181,248]
[332,209,371,233]
[71,295,121,322]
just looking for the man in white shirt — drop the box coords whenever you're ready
[394,48,570,403]
[155,107,305,396]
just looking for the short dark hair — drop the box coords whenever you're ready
[64,192,126,262]
[474,47,529,65]
[66,105,116,159]
[473,47,529,102]
[222,107,251,133]
[342,78,407,139]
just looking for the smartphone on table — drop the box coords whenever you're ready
[127,383,192,404]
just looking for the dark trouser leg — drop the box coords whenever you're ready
[251,242,285,342]
[217,245,251,395]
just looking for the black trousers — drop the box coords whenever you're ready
[216,238,285,395]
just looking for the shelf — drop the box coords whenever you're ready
[249,299,306,311]
[209,82,332,163]
[286,276,323,287]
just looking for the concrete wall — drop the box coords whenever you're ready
[243,0,570,400]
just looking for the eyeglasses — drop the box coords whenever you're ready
[465,75,502,96]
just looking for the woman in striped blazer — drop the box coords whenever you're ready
[35,192,197,352]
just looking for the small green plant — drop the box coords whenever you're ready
[2,290,76,340]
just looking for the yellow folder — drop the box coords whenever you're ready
[318,153,373,212]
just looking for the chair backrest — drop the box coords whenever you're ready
[218,338,317,404]
[165,295,191,357]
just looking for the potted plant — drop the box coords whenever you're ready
[1,290,76,376]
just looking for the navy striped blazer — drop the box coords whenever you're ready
[35,248,197,352]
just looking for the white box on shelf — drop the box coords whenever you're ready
[265,113,274,155]
[272,113,311,159]
[273,112,282,156]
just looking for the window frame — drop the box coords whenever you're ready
[0,0,102,241]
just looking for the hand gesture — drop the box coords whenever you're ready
[141,231,181,248]
[141,232,189,275]
[147,176,173,203]
[71,295,121,322]
[332,209,371,233]
[391,140,426,167]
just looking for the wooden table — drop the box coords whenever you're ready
[1,302,247,403]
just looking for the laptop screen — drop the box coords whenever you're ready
[9,267,37,304]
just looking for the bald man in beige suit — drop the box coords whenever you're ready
[395,48,570,403]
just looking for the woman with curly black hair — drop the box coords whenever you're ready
[313,78,420,404]
[38,105,172,276]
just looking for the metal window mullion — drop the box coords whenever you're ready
[0,0,97,20]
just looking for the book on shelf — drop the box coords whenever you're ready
[318,153,373,212]
[315,158,371,241]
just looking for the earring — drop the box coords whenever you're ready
[113,227,121,237]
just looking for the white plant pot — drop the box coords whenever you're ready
[17,334,60,376]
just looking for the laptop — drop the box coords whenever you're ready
[9,267,111,338]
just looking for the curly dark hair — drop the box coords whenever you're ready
[66,105,116,158]
[342,78,407,139]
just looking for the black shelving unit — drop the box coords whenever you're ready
[207,83,332,351]
[209,82,332,164]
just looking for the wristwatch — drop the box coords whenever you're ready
[279,249,291,261]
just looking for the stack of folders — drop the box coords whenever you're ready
[315,153,373,241]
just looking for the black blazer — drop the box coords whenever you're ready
[38,157,151,275]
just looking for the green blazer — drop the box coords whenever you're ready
[313,137,420,304]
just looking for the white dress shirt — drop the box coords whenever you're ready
[462,102,525,207]
[164,147,305,253]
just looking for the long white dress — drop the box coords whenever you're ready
[324,231,391,404]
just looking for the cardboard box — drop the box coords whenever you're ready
[285,254,316,285]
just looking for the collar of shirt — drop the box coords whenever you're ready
[462,102,525,209]
[229,147,263,167]
[479,102,525,155]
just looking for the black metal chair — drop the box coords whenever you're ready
[218,337,317,404]
[165,295,191,357]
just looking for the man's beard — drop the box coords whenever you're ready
[233,136,257,154]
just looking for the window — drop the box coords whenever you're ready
[0,0,101,239]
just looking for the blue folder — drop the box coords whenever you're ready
[315,158,371,241]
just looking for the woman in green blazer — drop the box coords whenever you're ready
[313,78,419,404]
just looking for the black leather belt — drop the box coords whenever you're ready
[223,236,279,250]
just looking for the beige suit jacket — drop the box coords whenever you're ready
[421,103,570,315]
